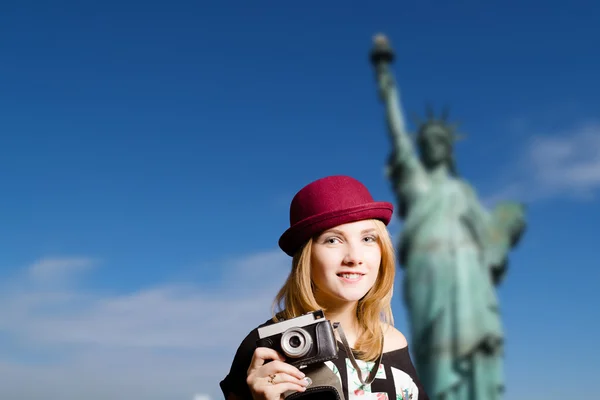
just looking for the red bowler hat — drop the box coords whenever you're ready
[278,175,394,257]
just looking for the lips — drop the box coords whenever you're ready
[336,272,365,281]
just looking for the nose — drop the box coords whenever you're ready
[342,243,363,266]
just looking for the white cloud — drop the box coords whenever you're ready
[0,251,291,400]
[486,121,600,203]
[27,256,96,282]
[528,123,600,196]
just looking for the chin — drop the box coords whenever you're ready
[315,278,377,305]
[334,288,372,303]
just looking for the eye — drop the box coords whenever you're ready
[323,236,341,244]
[363,235,378,243]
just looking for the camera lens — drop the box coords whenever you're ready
[289,336,302,348]
[281,327,312,359]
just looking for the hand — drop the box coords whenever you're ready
[246,347,309,400]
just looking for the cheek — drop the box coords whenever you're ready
[311,249,342,274]
[309,257,335,284]
[366,250,382,273]
[442,142,452,154]
[311,264,336,282]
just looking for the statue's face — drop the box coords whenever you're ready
[418,125,453,166]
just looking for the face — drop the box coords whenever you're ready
[310,219,382,308]
[419,125,452,166]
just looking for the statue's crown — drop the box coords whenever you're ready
[413,105,465,142]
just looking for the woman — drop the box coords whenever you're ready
[220,175,429,400]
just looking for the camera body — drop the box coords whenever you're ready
[256,310,338,369]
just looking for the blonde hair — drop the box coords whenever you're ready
[271,219,396,361]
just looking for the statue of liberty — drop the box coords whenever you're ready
[369,34,527,400]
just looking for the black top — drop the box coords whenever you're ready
[220,319,429,400]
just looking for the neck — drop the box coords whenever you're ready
[323,302,361,347]
[426,162,451,180]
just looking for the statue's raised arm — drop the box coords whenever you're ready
[370,34,429,217]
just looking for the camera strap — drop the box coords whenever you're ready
[332,322,384,387]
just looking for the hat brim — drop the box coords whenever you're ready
[278,201,394,257]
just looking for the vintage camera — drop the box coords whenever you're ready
[256,310,338,368]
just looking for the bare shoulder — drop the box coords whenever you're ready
[381,323,408,352]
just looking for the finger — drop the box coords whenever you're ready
[248,347,285,372]
[267,372,309,388]
[260,360,305,380]
[267,382,307,396]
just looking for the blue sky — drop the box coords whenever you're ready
[1,1,599,399]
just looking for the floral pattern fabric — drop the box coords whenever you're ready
[324,353,420,400]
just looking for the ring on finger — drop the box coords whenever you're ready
[267,374,277,385]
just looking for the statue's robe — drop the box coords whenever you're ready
[398,178,505,400]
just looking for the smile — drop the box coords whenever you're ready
[336,273,364,282]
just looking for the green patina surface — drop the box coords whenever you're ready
[370,34,527,400]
